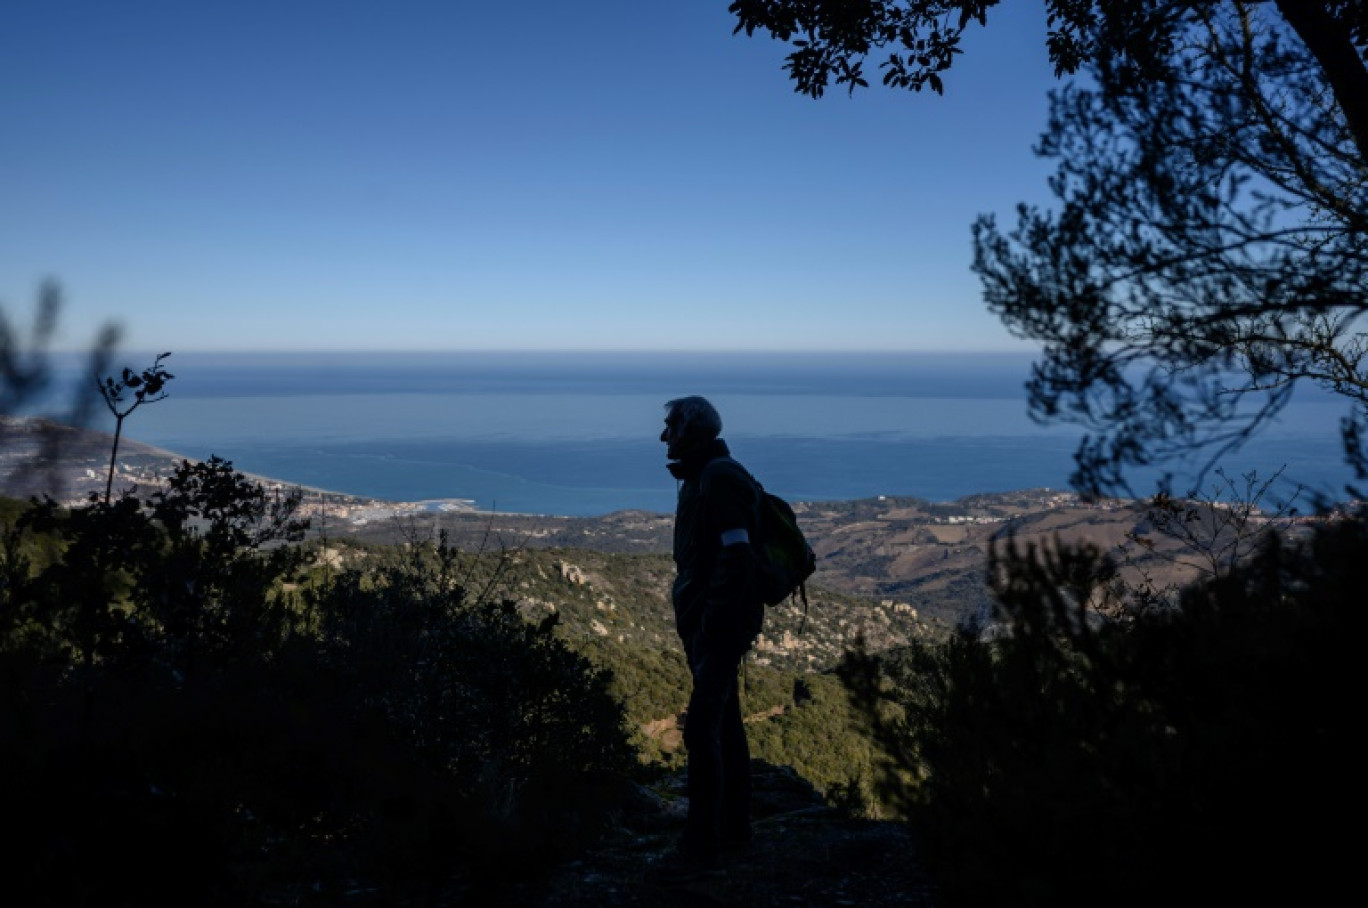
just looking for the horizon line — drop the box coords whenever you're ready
[48,346,1043,357]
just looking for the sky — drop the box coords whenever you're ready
[2,0,1062,354]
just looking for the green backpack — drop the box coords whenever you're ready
[754,486,818,631]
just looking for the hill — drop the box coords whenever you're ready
[1,415,1224,638]
[327,488,1214,637]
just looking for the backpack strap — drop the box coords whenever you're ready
[703,455,763,530]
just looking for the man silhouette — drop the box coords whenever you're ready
[657,395,765,874]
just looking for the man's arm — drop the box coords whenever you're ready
[699,463,763,642]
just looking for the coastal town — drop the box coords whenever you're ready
[0,415,478,522]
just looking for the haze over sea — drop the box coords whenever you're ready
[54,351,1356,517]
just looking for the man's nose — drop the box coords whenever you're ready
[660,427,668,442]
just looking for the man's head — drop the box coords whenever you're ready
[662,395,722,461]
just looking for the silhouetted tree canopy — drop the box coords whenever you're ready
[728,2,1366,152]
[729,1,1368,496]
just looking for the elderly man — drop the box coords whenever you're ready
[658,395,765,874]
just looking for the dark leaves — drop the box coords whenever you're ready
[96,351,174,415]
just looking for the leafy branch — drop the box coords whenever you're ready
[96,352,174,503]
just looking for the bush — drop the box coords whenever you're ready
[0,467,637,904]
[842,513,1363,907]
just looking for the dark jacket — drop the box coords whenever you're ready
[667,438,764,660]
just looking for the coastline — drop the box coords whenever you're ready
[1,415,600,521]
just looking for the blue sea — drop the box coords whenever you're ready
[38,351,1358,516]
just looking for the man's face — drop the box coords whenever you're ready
[661,407,693,460]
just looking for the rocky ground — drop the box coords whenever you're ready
[502,762,941,908]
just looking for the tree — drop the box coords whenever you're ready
[728,1,1368,496]
[728,2,1366,156]
[974,3,1368,495]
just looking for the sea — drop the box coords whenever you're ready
[32,350,1360,517]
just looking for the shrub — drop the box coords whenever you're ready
[1,469,636,904]
[843,512,1363,907]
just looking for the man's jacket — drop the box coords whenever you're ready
[667,437,764,660]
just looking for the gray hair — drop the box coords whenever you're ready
[665,395,722,440]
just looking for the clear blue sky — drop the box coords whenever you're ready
[2,0,1061,354]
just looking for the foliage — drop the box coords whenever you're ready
[303,530,636,817]
[576,635,694,765]
[741,669,885,816]
[730,2,1368,497]
[729,0,1018,98]
[727,2,1367,146]
[288,537,890,810]
[975,4,1368,495]
[96,350,173,502]
[0,459,637,904]
[841,510,1362,906]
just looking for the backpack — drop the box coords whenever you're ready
[708,457,818,632]
[753,486,818,632]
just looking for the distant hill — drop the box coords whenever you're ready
[1,416,1218,634]
[332,488,1199,636]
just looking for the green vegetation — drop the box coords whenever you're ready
[434,544,892,800]
[840,508,1360,905]
[0,462,638,904]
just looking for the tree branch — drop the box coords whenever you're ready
[1273,0,1368,164]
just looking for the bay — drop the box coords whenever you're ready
[43,351,1357,516]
